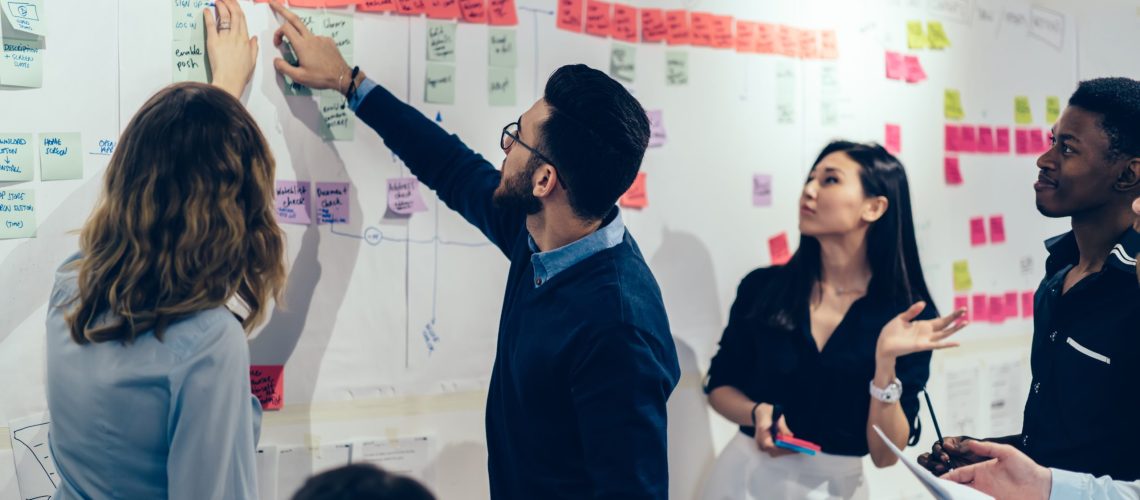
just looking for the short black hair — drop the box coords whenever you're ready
[1068,77,1140,159]
[539,64,650,220]
[290,464,435,500]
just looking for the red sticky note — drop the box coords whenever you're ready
[665,10,690,45]
[944,124,960,152]
[885,51,905,80]
[903,55,926,83]
[978,126,995,153]
[711,15,734,49]
[610,4,638,42]
[799,29,820,59]
[972,294,988,323]
[1029,128,1046,154]
[358,0,397,12]
[995,127,1011,153]
[885,124,902,155]
[640,8,667,42]
[778,25,799,57]
[395,0,425,15]
[689,12,714,47]
[819,30,838,59]
[755,23,777,53]
[458,0,487,22]
[989,215,1006,244]
[1021,291,1035,318]
[944,156,963,185]
[619,172,648,209]
[954,295,970,321]
[487,0,518,25]
[769,232,791,265]
[584,0,612,37]
[556,0,584,32]
[989,296,1006,324]
[969,216,987,246]
[322,0,358,5]
[735,20,757,53]
[250,365,284,411]
[959,125,977,153]
[288,0,327,7]
[1003,291,1019,319]
[426,0,460,18]
[1015,129,1029,155]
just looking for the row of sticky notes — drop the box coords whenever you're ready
[558,1,838,59]
[907,20,951,50]
[619,171,647,209]
[1015,95,1061,125]
[1,0,46,88]
[0,189,35,239]
[946,125,1010,154]
[0,133,84,182]
[274,180,352,225]
[884,51,926,84]
[969,215,1006,246]
[953,291,1034,324]
[296,0,519,26]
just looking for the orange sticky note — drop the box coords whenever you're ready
[459,0,487,22]
[819,30,838,59]
[799,29,819,59]
[640,9,667,42]
[989,215,1006,244]
[487,0,518,25]
[665,10,690,45]
[584,0,612,37]
[769,232,791,265]
[944,156,963,185]
[995,127,1011,153]
[735,20,756,53]
[885,51,905,80]
[969,216,987,246]
[288,0,327,7]
[323,0,358,5]
[903,55,926,83]
[556,0,584,32]
[358,0,397,11]
[396,0,425,15]
[1021,291,1035,318]
[426,0,460,19]
[778,25,799,57]
[619,172,648,209]
[250,365,285,411]
[689,12,714,47]
[611,4,638,42]
[755,23,777,53]
[978,126,995,153]
[885,124,901,154]
[711,15,734,49]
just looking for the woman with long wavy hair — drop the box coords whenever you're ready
[44,2,281,498]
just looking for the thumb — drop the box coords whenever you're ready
[942,463,978,484]
[273,57,305,81]
[777,416,793,437]
[899,301,926,322]
[964,439,1010,460]
[250,36,260,61]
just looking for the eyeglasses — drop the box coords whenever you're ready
[500,122,557,168]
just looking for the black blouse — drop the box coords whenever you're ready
[705,267,934,457]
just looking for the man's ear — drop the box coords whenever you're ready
[533,164,558,198]
[1115,157,1140,192]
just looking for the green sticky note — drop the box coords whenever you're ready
[40,133,83,181]
[427,20,456,62]
[906,20,927,49]
[1014,96,1033,125]
[0,189,35,239]
[488,28,516,68]
[1,37,44,88]
[317,12,354,63]
[172,0,209,41]
[927,21,950,49]
[1045,96,1060,124]
[952,260,972,292]
[610,43,635,84]
[425,63,456,104]
[2,0,47,38]
[944,89,965,121]
[0,133,34,182]
[319,94,354,141]
[776,62,796,125]
[172,37,209,83]
[665,51,688,86]
[488,66,516,107]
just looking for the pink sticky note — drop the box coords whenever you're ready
[584,0,612,37]
[487,0,518,25]
[799,29,820,59]
[619,172,648,209]
[426,0,460,18]
[978,126,995,153]
[640,8,667,42]
[945,124,960,152]
[989,296,1005,324]
[989,215,1006,244]
[1003,291,1019,319]
[959,125,978,153]
[972,294,988,323]
[944,156,963,185]
[387,178,428,215]
[819,30,839,59]
[885,124,902,154]
[664,10,690,45]
[556,0,583,32]
[769,232,791,265]
[395,0,426,15]
[316,182,350,224]
[755,23,777,53]
[358,0,397,12]
[954,295,970,321]
[1029,129,1046,154]
[1021,291,1035,318]
[995,127,1011,153]
[903,55,926,83]
[711,15,735,49]
[611,4,639,42]
[969,216,987,246]
[250,365,284,410]
[647,110,666,148]
[458,0,487,22]
[753,174,772,207]
[885,51,905,80]
[689,12,714,47]
[1016,129,1029,155]
[275,180,312,225]
[735,20,757,53]
[778,25,800,58]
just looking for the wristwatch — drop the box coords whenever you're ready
[869,377,903,403]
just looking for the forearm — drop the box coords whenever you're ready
[708,385,762,428]
[866,358,909,467]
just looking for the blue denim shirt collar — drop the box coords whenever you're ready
[527,209,626,287]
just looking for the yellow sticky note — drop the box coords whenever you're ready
[1045,96,1060,124]
[907,20,927,49]
[927,21,950,49]
[952,260,972,292]
[1015,96,1033,125]
[944,89,965,121]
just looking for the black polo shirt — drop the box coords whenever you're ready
[1019,228,1140,480]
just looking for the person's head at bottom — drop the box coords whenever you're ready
[291,464,435,500]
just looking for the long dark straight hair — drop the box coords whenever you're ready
[753,140,936,330]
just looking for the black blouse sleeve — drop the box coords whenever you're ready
[895,302,938,445]
[704,269,771,397]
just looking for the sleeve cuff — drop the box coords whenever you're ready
[1049,468,1090,500]
[347,77,378,112]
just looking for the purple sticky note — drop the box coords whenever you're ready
[647,110,667,148]
[316,182,350,224]
[387,177,429,215]
[275,180,312,225]
[752,174,772,207]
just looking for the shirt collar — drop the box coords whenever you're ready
[527,208,626,287]
[1044,228,1140,275]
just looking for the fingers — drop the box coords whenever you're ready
[899,301,926,322]
[274,57,305,81]
[963,439,1008,460]
[249,36,260,64]
[276,23,303,49]
[931,318,968,341]
[928,309,967,332]
[225,0,249,38]
[270,1,308,37]
[776,416,793,437]
[942,463,978,484]
[203,7,217,43]
[215,0,232,28]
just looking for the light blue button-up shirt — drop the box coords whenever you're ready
[45,254,262,500]
[1051,469,1140,499]
[527,211,627,287]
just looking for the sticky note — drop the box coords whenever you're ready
[2,0,45,37]
[972,294,988,323]
[664,10,690,45]
[396,0,425,15]
[775,62,797,125]
[458,0,486,22]
[944,156,963,185]
[769,232,791,265]
[753,174,772,207]
[640,9,667,43]
[711,15,734,49]
[799,29,819,59]
[584,0,611,37]
[819,30,838,59]
[952,260,972,292]
[1029,129,1046,154]
[172,0,209,40]
[425,0,460,19]
[359,0,398,12]
[978,126,995,153]
[0,133,34,182]
[556,0,583,32]
[1045,96,1060,124]
[487,66,516,106]
[611,4,638,43]
[689,12,713,47]
[1003,291,1019,319]
[426,21,457,62]
[0,189,35,239]
[995,127,1011,153]
[954,295,970,320]
[944,125,960,152]
[1014,96,1033,125]
[488,28,516,67]
[755,23,777,53]
[969,216,987,246]
[487,0,517,25]
[1021,291,1034,318]
[609,43,635,83]
[319,94,354,141]
[425,63,456,104]
[39,133,82,181]
[647,109,666,148]
[250,365,284,411]
[665,50,687,86]
[885,124,901,154]
[885,51,905,80]
[904,55,926,83]
[989,296,1005,324]
[907,20,927,49]
[959,125,977,153]
[315,182,350,224]
[944,89,964,120]
[989,215,1006,244]
[927,21,950,49]
[172,38,209,83]
[387,177,428,214]
[275,180,312,225]
[316,13,354,63]
[619,171,647,209]
[1,36,44,87]
[777,25,799,57]
[1015,129,1029,155]
[735,20,756,53]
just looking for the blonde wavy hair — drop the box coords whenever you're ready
[67,82,286,344]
